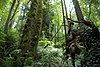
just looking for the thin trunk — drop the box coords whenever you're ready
[72,0,84,20]
[88,0,92,19]
[63,0,69,35]
[55,26,56,45]
[4,0,16,32]
[72,0,85,29]
[9,0,20,29]
[61,0,69,63]
[57,13,60,42]
[10,0,20,21]
[61,0,67,44]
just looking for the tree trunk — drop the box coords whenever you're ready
[61,0,69,63]
[20,0,42,58]
[72,0,85,29]
[9,0,20,29]
[4,0,16,32]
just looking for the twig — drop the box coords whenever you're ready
[50,25,62,41]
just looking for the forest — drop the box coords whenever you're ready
[0,0,100,67]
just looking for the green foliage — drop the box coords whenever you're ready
[0,28,20,59]
[0,57,14,67]
[6,29,20,45]
[0,29,6,43]
[79,0,100,24]
[24,57,33,66]
[32,44,67,67]
[0,0,9,8]
[5,29,20,55]
[53,42,62,48]
[0,0,99,67]
[39,38,55,47]
[0,29,6,57]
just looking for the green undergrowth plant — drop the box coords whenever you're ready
[0,29,21,67]
[0,36,84,67]
[22,38,84,67]
[4,29,21,57]
[32,40,67,67]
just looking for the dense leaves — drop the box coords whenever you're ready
[0,0,100,67]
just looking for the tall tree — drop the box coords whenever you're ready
[61,0,69,63]
[19,0,43,58]
[72,0,85,29]
[4,0,16,32]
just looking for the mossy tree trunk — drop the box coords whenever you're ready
[20,0,42,58]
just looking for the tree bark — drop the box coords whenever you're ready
[72,0,85,29]
[20,0,43,58]
[61,0,67,45]
[9,0,20,29]
[4,0,16,32]
[61,0,69,63]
